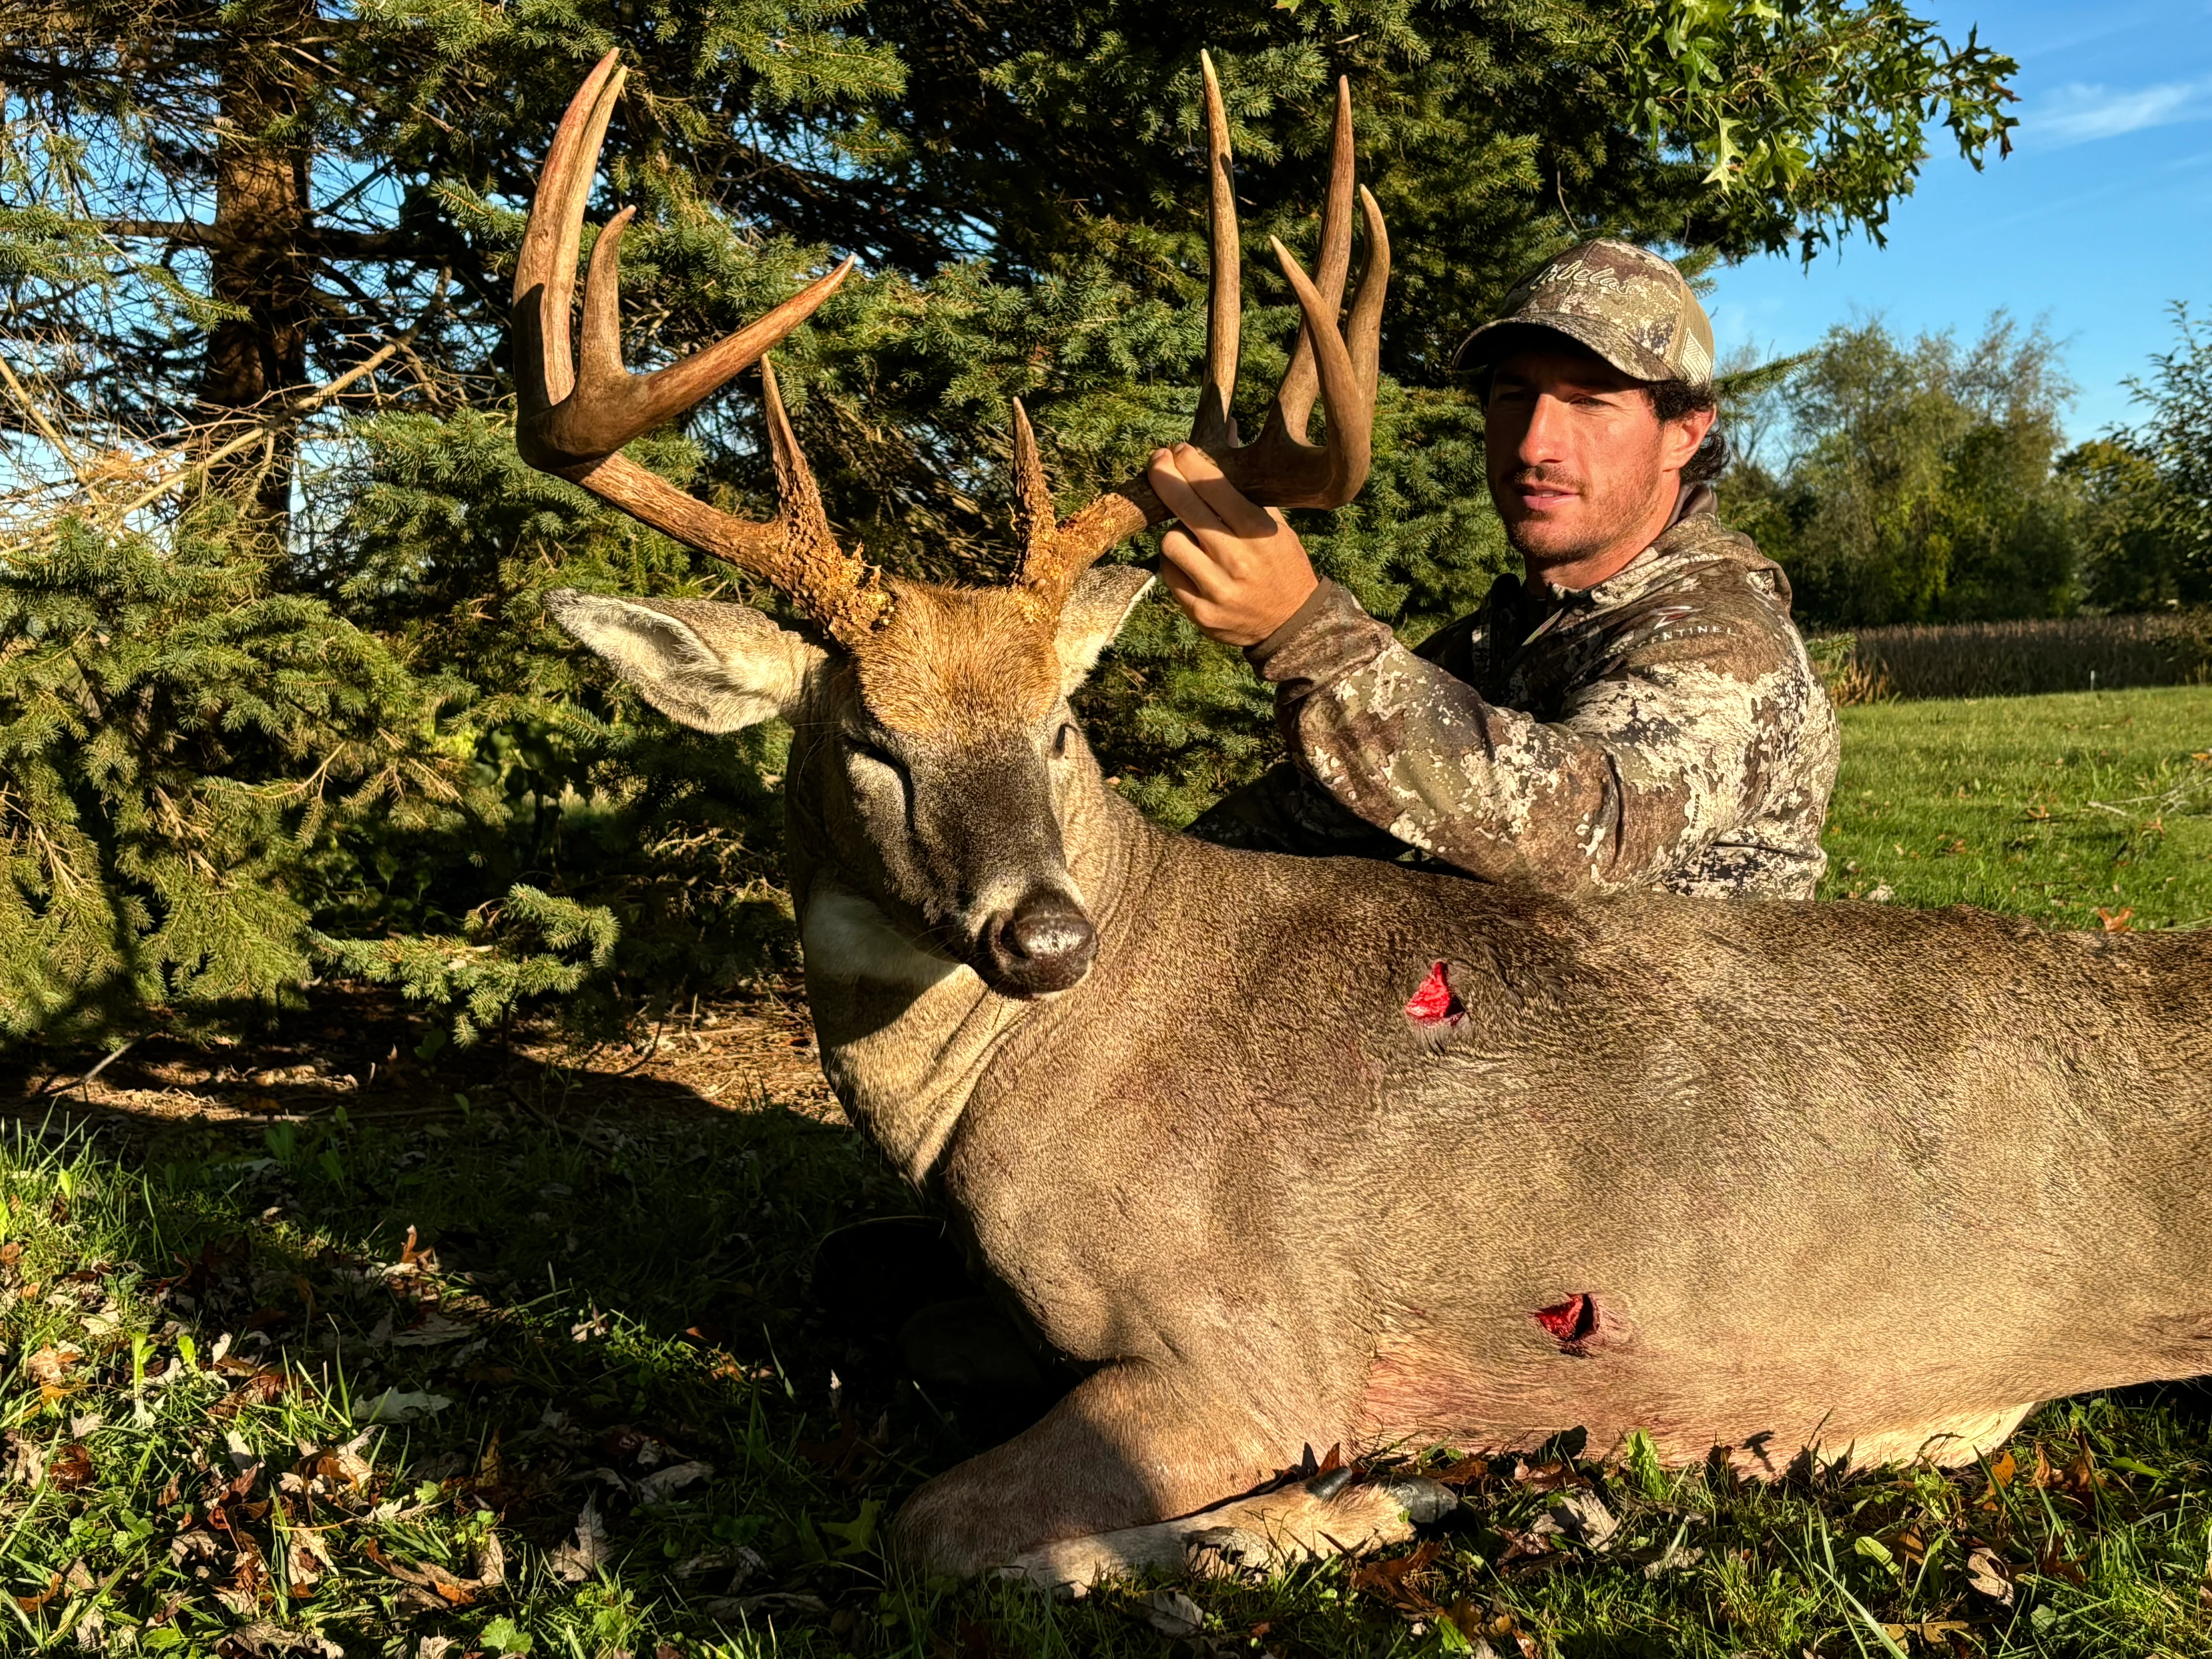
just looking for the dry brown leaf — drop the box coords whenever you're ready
[314,1448,372,1491]
[549,1499,611,1583]
[14,1570,60,1612]
[1510,1458,1587,1493]
[1966,1544,2014,1606]
[286,1533,331,1598]
[2035,1536,2087,1586]
[362,1532,505,1597]
[46,1442,93,1492]
[1882,1620,1973,1645]
[23,1345,81,1388]
[1348,1540,1444,1615]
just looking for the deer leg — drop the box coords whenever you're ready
[892,1356,1439,1581]
[1001,1467,1456,1595]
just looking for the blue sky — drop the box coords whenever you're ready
[1705,0,2212,445]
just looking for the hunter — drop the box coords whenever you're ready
[1149,239,1841,901]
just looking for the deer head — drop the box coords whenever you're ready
[524,51,1388,996]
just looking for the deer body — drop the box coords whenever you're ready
[512,54,2211,1586]
[789,714,2212,1573]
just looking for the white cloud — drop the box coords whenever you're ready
[2034,77,2212,146]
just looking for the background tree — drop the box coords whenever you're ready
[1721,313,2079,626]
[0,0,2020,1042]
[2061,304,2212,613]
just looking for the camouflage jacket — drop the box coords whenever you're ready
[1190,501,1841,900]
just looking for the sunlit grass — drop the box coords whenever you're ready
[1820,685,2212,929]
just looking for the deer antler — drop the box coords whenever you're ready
[1016,52,1390,610]
[514,52,886,642]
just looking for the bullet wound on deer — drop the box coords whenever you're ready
[1534,1293,1600,1353]
[1403,960,1465,1027]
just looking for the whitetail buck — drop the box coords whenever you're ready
[517,53,2212,1589]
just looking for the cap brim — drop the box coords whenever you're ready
[1453,313,1679,384]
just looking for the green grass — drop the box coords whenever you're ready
[1820,685,2212,929]
[7,686,2212,1656]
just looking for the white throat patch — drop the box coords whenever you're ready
[800,885,972,993]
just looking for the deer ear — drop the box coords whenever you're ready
[1053,566,1154,694]
[545,589,826,732]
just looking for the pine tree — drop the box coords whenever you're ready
[0,0,2020,1041]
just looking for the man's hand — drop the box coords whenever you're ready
[1148,443,1319,648]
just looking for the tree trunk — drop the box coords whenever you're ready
[198,4,314,540]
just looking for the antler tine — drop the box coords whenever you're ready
[1014,57,1392,609]
[515,51,625,425]
[1193,52,1242,451]
[1265,76,1356,444]
[753,356,880,632]
[515,52,859,467]
[1008,400,1058,568]
[1346,184,1390,407]
[511,56,887,643]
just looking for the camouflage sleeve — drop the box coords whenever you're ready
[1247,582,1802,895]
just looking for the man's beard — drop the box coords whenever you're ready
[1494,465,1656,567]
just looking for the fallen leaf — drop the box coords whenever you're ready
[1983,1450,2016,1494]
[46,1442,93,1491]
[4,1433,45,1487]
[1510,1458,1586,1493]
[362,1532,504,1599]
[635,1460,713,1506]
[1349,1539,1445,1613]
[2099,906,2134,933]
[286,1531,331,1596]
[315,1447,373,1491]
[14,1570,60,1612]
[548,1498,612,1583]
[1882,1620,1973,1644]
[1142,1589,1205,1638]
[350,1388,452,1424]
[388,1312,476,1348]
[2034,1535,2087,1586]
[1966,1545,2014,1606]
[1546,1489,1619,1551]
[23,1345,82,1388]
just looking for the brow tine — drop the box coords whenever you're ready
[1271,76,1356,441]
[1193,51,1241,450]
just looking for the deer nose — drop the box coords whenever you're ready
[982,891,1097,995]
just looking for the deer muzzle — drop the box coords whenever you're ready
[981,889,1098,996]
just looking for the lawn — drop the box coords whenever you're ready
[1819,685,2212,929]
[3,689,2212,1658]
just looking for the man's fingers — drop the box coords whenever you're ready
[1156,555,1237,641]
[1148,448,1227,536]
[1164,443,1278,539]
[1158,528,1234,606]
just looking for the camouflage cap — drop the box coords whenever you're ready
[1455,239,1715,391]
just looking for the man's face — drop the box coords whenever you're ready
[1484,343,1704,575]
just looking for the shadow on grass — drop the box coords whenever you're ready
[6,1083,2212,1657]
[0,1083,1149,1656]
